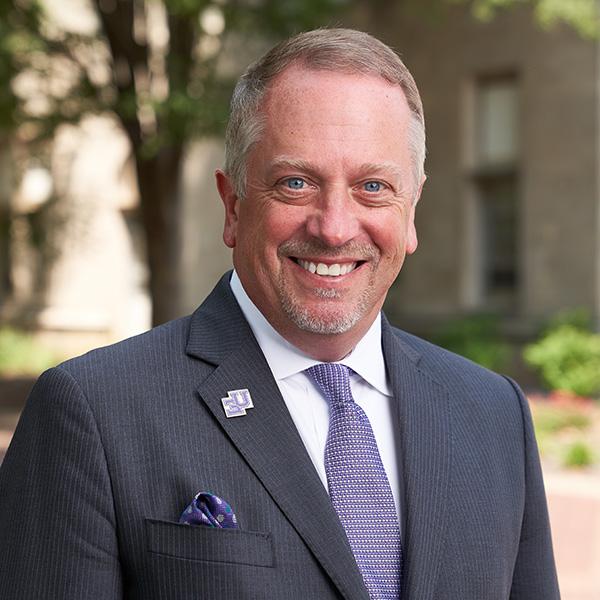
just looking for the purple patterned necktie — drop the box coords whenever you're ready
[307,363,402,600]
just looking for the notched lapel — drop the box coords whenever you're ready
[383,324,452,600]
[189,277,369,600]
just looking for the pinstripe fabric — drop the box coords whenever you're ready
[0,272,559,599]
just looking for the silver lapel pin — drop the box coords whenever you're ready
[221,388,254,418]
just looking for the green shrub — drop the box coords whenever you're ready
[544,307,592,333]
[524,325,600,397]
[433,314,511,371]
[532,404,592,436]
[562,441,595,468]
[0,328,59,377]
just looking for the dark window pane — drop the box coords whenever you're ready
[478,174,518,309]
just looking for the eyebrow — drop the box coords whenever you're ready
[269,156,406,183]
[359,162,406,181]
[269,156,319,176]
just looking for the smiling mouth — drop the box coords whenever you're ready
[293,258,360,277]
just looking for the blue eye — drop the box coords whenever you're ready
[285,178,305,190]
[363,181,382,192]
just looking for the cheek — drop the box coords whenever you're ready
[264,204,309,244]
[365,214,407,260]
[236,202,301,262]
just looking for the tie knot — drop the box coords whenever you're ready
[306,363,353,406]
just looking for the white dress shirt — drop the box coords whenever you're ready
[230,272,402,523]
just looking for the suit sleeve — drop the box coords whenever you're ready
[0,367,122,599]
[505,377,561,600]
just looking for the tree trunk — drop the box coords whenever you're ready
[135,144,185,326]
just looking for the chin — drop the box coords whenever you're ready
[282,301,364,335]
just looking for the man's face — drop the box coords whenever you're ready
[218,66,422,351]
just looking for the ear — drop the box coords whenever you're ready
[406,175,425,255]
[405,213,418,255]
[216,170,239,248]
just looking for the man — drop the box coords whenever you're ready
[0,29,559,599]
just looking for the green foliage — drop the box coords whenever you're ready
[0,328,60,377]
[534,0,600,39]
[524,323,600,397]
[224,0,350,36]
[532,403,591,435]
[530,399,598,469]
[543,307,593,333]
[562,440,594,468]
[433,314,511,371]
[454,0,600,38]
[0,0,352,145]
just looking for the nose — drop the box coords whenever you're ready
[305,187,360,247]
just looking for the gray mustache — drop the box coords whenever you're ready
[278,240,379,261]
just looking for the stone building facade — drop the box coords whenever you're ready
[365,4,600,335]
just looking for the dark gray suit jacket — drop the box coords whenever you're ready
[0,273,559,599]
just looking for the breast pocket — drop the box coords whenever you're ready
[145,519,274,568]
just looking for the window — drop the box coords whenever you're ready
[473,75,520,311]
[477,78,519,166]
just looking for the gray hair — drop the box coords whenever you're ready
[224,28,426,201]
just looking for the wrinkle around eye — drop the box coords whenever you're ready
[352,186,407,208]
[273,176,317,201]
[352,178,393,195]
[271,182,314,205]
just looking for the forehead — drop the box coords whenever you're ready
[263,65,410,125]
[255,66,412,165]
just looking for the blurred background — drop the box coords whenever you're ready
[1,0,600,597]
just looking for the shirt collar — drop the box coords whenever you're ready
[230,271,391,396]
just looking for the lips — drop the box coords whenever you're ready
[296,259,358,277]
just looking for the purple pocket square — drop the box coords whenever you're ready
[179,491,238,529]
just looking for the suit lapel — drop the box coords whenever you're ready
[187,275,369,600]
[382,319,452,599]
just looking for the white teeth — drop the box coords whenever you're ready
[297,259,357,277]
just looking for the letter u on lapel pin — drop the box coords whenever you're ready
[221,388,254,417]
